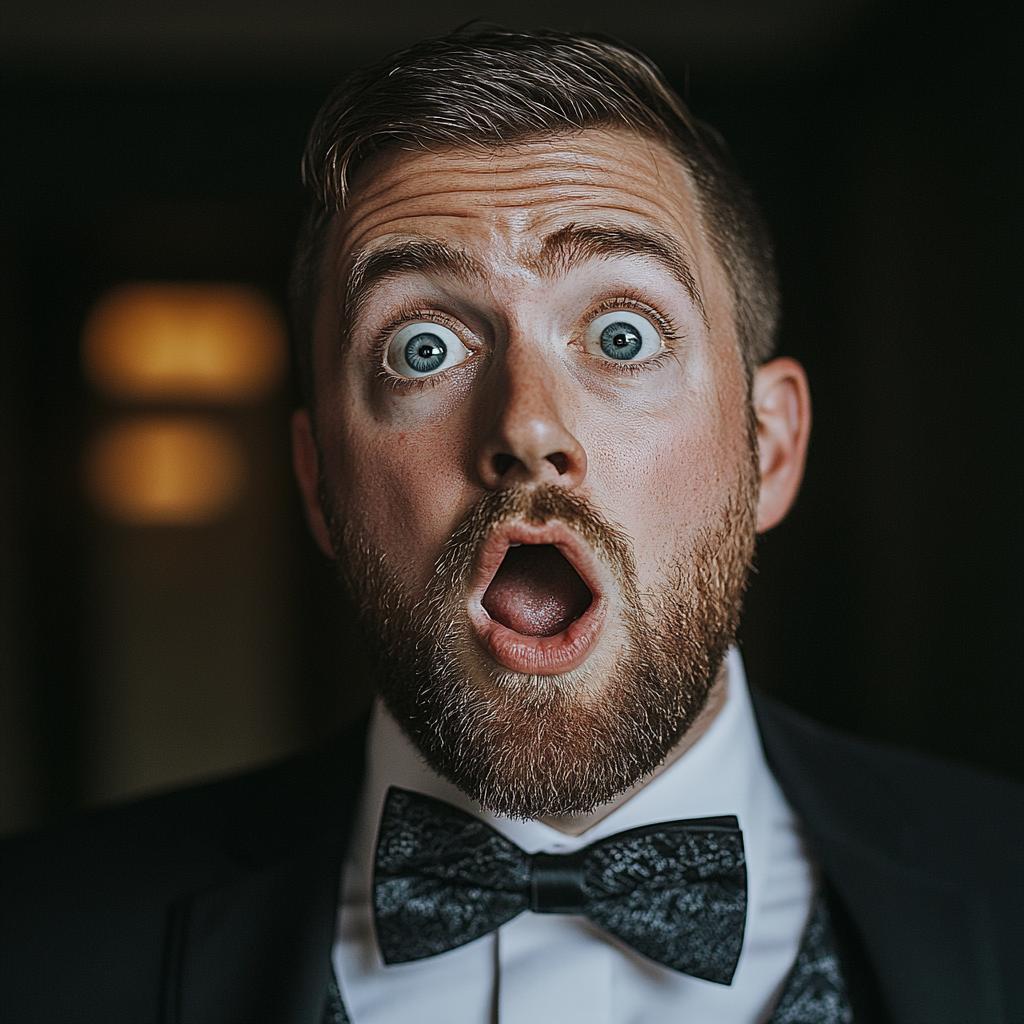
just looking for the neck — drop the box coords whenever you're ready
[537,661,730,837]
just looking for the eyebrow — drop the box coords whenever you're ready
[339,239,485,339]
[536,224,709,325]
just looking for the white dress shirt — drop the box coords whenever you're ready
[333,648,813,1023]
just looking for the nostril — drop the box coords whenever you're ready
[493,453,516,477]
[546,452,569,475]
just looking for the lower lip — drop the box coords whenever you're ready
[470,602,608,674]
[467,526,609,675]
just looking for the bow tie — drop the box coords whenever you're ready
[373,787,747,985]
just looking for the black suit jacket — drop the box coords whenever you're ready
[2,693,1022,1024]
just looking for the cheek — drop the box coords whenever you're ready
[579,386,748,582]
[590,420,727,523]
[314,340,474,578]
[323,413,472,588]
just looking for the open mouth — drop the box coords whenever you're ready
[482,544,593,637]
[467,521,610,675]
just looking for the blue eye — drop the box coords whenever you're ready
[386,322,470,378]
[585,310,661,363]
[405,333,446,373]
[600,322,643,360]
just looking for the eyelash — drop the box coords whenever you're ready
[369,308,472,391]
[585,296,680,374]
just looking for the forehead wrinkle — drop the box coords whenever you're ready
[351,179,668,217]
[351,156,683,214]
[340,151,697,247]
[336,201,477,253]
[532,223,709,325]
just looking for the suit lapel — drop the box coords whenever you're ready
[809,834,1003,1023]
[161,719,368,1024]
[751,691,1005,1024]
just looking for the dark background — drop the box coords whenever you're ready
[2,0,1021,836]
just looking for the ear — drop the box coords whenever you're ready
[291,408,335,558]
[752,357,812,533]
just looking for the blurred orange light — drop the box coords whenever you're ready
[82,283,287,402]
[85,417,245,525]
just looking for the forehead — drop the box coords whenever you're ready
[330,129,719,284]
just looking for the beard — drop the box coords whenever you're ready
[323,460,758,821]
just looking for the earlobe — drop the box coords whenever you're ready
[291,408,336,558]
[752,358,812,533]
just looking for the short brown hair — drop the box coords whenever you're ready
[291,26,779,406]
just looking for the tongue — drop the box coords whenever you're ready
[482,544,593,638]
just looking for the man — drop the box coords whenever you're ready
[2,27,1021,1024]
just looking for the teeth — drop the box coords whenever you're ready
[508,542,522,547]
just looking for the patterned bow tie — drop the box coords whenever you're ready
[373,787,748,985]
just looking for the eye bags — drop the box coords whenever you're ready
[585,310,661,362]
[386,322,470,378]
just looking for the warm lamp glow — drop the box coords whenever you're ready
[86,417,245,525]
[82,283,287,402]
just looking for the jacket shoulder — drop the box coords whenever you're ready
[0,720,366,1024]
[752,690,1023,1023]
[751,689,1023,881]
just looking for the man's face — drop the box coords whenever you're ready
[304,129,764,817]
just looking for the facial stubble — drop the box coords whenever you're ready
[323,461,758,820]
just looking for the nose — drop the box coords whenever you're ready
[476,344,587,490]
